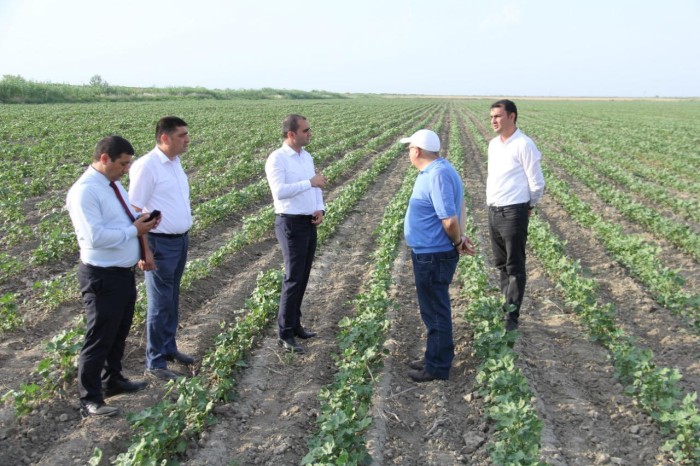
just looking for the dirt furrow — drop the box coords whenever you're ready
[181,147,413,465]
[360,111,489,465]
[543,203,700,396]
[366,242,490,465]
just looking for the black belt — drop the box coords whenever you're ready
[83,263,136,273]
[277,214,314,220]
[150,231,189,238]
[488,202,529,212]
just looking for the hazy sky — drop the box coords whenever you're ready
[0,0,698,97]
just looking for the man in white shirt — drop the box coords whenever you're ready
[265,114,326,354]
[129,116,194,380]
[66,136,157,417]
[487,100,545,331]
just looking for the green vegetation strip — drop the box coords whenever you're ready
[303,113,446,464]
[0,292,21,333]
[542,144,700,261]
[112,268,283,465]
[528,217,700,464]
[536,134,700,224]
[456,230,544,465]
[303,140,417,465]
[0,74,348,104]
[522,104,700,193]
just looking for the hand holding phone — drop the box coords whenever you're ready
[146,210,161,221]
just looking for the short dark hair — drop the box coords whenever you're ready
[93,135,134,162]
[491,99,518,124]
[156,116,188,142]
[282,114,306,138]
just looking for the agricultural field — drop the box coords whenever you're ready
[0,97,699,465]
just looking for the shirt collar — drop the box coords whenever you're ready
[281,142,304,156]
[154,146,178,163]
[500,128,522,145]
[419,157,444,174]
[88,165,112,185]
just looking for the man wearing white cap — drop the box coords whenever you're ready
[400,129,474,382]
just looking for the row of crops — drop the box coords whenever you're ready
[1,97,699,464]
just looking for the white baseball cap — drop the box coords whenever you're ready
[399,129,440,152]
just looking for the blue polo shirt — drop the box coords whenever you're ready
[404,158,464,254]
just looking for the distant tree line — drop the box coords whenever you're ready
[0,75,349,104]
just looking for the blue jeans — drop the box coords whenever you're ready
[411,248,459,379]
[145,234,189,369]
[488,203,529,321]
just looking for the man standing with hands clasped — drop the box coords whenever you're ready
[129,116,194,381]
[66,136,158,417]
[265,114,325,354]
[487,99,545,331]
[401,129,475,383]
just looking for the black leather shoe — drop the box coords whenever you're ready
[294,326,317,339]
[408,359,424,370]
[166,351,195,365]
[504,315,519,332]
[80,401,120,418]
[278,337,305,354]
[407,369,445,383]
[103,378,148,397]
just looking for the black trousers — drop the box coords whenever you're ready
[77,263,136,404]
[275,215,317,339]
[488,203,529,320]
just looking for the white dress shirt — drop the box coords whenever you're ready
[486,129,545,207]
[66,167,140,267]
[265,143,325,215]
[129,146,192,234]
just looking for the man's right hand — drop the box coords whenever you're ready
[310,173,327,188]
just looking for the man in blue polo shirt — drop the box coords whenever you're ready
[401,129,474,382]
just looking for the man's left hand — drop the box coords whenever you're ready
[138,247,157,271]
[311,210,324,226]
[457,236,475,256]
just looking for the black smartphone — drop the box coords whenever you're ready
[146,210,161,221]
